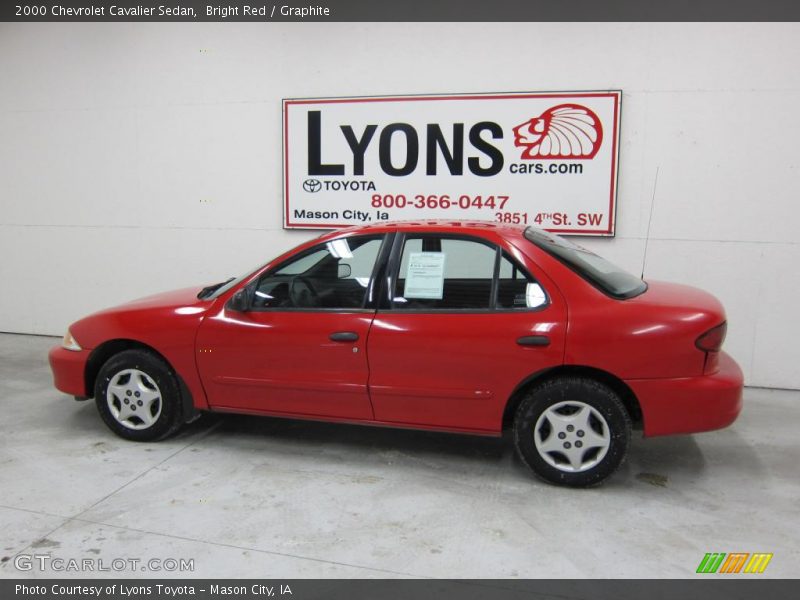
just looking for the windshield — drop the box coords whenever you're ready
[203,261,267,300]
[524,227,647,299]
[203,232,335,300]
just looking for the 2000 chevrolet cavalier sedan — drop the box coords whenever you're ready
[49,222,743,486]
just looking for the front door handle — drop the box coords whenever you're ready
[330,331,359,342]
[517,335,550,347]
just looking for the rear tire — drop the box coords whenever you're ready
[94,349,184,441]
[513,377,630,487]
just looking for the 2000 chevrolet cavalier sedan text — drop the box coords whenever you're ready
[49,222,743,486]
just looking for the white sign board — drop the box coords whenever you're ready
[283,91,621,235]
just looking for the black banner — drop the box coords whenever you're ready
[3,580,799,600]
[2,0,800,22]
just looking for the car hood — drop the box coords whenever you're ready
[81,286,213,323]
[69,286,214,351]
[114,286,210,311]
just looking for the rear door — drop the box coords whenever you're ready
[196,233,389,419]
[366,232,567,433]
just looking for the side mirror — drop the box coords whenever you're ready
[337,263,352,279]
[227,288,251,312]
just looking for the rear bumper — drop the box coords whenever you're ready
[626,351,744,437]
[48,345,89,397]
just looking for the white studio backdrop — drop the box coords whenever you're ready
[0,22,798,390]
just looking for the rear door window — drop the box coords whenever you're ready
[390,235,548,311]
[393,236,496,310]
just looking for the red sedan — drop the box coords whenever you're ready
[49,222,743,486]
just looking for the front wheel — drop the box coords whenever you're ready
[94,349,184,441]
[513,377,631,487]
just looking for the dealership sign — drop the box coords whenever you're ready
[283,91,621,235]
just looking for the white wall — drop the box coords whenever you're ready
[1,23,798,389]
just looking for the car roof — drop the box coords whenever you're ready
[323,219,530,238]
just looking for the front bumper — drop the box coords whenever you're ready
[48,345,89,398]
[627,351,744,437]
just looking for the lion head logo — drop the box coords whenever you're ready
[513,104,603,159]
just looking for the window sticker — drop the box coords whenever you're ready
[404,252,446,299]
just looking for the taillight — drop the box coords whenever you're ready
[696,322,727,352]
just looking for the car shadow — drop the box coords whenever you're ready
[65,399,766,489]
[209,411,511,462]
[612,428,766,490]
[63,396,221,441]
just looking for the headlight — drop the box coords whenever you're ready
[62,330,82,351]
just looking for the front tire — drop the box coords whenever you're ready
[513,377,631,487]
[94,349,184,441]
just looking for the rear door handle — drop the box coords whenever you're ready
[517,335,550,347]
[330,331,359,342]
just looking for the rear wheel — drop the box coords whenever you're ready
[94,349,184,441]
[513,377,631,487]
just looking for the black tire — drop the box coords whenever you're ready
[94,349,184,441]
[513,377,631,487]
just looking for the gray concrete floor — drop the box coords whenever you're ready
[0,332,798,579]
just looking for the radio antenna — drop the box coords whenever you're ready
[640,166,659,280]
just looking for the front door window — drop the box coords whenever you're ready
[253,235,384,310]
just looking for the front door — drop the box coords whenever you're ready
[196,234,387,420]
